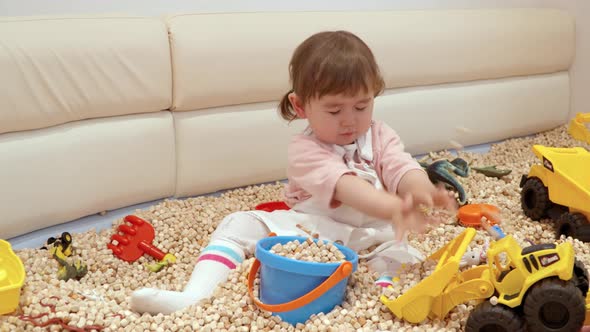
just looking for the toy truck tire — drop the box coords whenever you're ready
[557,212,590,242]
[520,177,552,220]
[465,301,524,332]
[523,278,586,332]
[573,259,589,296]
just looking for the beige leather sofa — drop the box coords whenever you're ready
[0,9,574,239]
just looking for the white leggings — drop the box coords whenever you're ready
[210,211,271,257]
[209,211,425,275]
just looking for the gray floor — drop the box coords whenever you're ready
[7,143,492,250]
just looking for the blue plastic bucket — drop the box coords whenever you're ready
[248,236,358,325]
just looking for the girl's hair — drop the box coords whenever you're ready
[279,30,385,121]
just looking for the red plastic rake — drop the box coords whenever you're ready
[107,215,167,262]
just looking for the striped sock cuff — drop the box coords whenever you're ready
[375,275,394,288]
[198,254,237,269]
[197,241,245,269]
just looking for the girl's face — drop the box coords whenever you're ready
[290,91,374,145]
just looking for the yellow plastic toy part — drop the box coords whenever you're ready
[381,225,579,325]
[528,145,590,215]
[568,112,590,144]
[0,240,25,315]
[486,232,575,308]
[145,253,177,272]
[380,228,493,323]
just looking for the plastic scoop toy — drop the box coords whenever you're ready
[107,215,173,263]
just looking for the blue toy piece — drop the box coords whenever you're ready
[491,225,506,239]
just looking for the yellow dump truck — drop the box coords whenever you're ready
[520,144,590,242]
[381,228,588,331]
[569,112,590,144]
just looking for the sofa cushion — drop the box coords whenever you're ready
[0,111,176,239]
[172,72,570,198]
[167,9,573,112]
[0,16,172,135]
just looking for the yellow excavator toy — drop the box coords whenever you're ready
[381,227,588,331]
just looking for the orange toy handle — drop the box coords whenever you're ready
[247,258,353,312]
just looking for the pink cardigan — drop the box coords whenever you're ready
[283,120,422,209]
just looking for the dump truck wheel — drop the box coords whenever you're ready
[465,302,524,332]
[524,278,585,332]
[520,177,551,220]
[557,212,590,242]
[573,259,589,296]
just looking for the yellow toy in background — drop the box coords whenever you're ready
[380,227,588,331]
[43,232,87,281]
[42,231,74,256]
[568,112,590,144]
[520,145,590,242]
[145,253,177,272]
[0,239,25,315]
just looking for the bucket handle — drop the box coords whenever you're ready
[247,257,353,313]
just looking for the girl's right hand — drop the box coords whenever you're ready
[391,194,441,241]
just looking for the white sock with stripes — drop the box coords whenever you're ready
[130,239,245,314]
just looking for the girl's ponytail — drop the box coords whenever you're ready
[278,90,297,122]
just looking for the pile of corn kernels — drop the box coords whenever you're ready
[2,124,590,332]
[270,238,347,263]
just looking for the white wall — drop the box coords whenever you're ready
[537,0,590,121]
[0,0,587,120]
[0,0,562,16]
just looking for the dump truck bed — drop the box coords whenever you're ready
[531,145,590,212]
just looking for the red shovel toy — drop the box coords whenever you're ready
[107,215,167,262]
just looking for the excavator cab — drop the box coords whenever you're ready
[486,236,528,304]
[467,236,586,332]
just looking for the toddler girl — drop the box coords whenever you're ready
[131,30,456,315]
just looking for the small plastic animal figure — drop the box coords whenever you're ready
[460,240,489,268]
[470,165,512,178]
[420,158,470,205]
[419,157,511,205]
